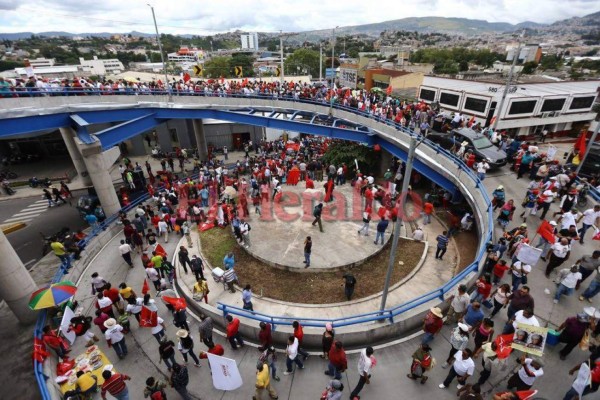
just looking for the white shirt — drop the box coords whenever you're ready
[582,208,600,226]
[559,270,582,288]
[146,267,159,282]
[126,298,143,314]
[560,212,578,230]
[105,325,124,343]
[357,349,373,376]
[367,176,375,184]
[157,220,168,233]
[451,291,470,314]
[452,350,475,377]
[517,359,544,386]
[151,317,164,334]
[97,297,112,308]
[476,162,490,174]
[513,310,540,329]
[286,337,299,360]
[551,242,570,258]
[542,189,556,204]
[412,229,424,241]
[119,243,132,255]
[240,223,249,235]
[512,261,531,278]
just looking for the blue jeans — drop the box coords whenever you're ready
[113,387,130,400]
[421,331,435,345]
[583,280,600,300]
[113,338,127,358]
[423,213,431,225]
[477,172,485,181]
[162,353,176,369]
[304,251,311,266]
[555,283,574,301]
[375,231,385,244]
[327,361,342,379]
[269,360,278,378]
[511,274,522,292]
[286,356,303,372]
[471,292,484,303]
[536,237,550,258]
[579,223,593,242]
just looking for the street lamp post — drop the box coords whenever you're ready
[319,42,323,82]
[329,26,339,115]
[148,3,171,101]
[380,137,419,313]
[279,31,285,86]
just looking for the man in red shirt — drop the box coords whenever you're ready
[258,322,273,351]
[492,260,510,285]
[422,307,443,345]
[103,283,123,314]
[423,201,434,225]
[101,370,130,400]
[292,321,310,360]
[226,315,244,349]
[325,341,347,380]
[199,341,225,359]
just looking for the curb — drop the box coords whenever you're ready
[1,222,26,234]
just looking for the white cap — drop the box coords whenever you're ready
[549,221,557,226]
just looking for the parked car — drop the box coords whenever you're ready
[427,127,507,168]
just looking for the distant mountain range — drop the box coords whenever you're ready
[0,11,598,40]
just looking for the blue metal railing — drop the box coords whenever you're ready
[15,88,495,396]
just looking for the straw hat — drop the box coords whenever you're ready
[103,318,117,329]
[176,329,189,338]
[430,307,443,318]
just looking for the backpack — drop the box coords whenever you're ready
[148,385,166,400]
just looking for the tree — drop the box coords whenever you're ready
[285,48,323,77]
[229,53,255,77]
[204,56,231,78]
[458,61,469,71]
[540,54,562,70]
[0,60,24,72]
[321,142,377,178]
[521,61,538,74]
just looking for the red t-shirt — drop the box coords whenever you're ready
[423,313,443,334]
[294,325,304,344]
[423,203,434,215]
[493,263,510,278]
[476,280,492,299]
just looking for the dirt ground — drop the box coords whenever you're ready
[200,228,425,304]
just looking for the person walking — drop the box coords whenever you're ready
[435,231,450,260]
[312,203,324,232]
[173,307,190,331]
[51,237,71,270]
[422,307,444,345]
[144,376,168,399]
[408,343,433,384]
[254,361,279,400]
[476,160,490,181]
[445,284,470,325]
[577,204,600,244]
[240,219,251,248]
[170,363,192,400]
[342,273,357,301]
[554,265,582,304]
[158,337,177,371]
[474,341,498,386]
[506,356,544,391]
[176,329,201,367]
[284,335,304,375]
[490,284,512,318]
[100,370,131,400]
[157,218,169,243]
[192,278,209,304]
[226,314,245,349]
[576,251,600,289]
[118,240,133,268]
[242,284,254,311]
[357,208,372,236]
[349,346,374,399]
[303,236,312,268]
[198,313,214,347]
[423,201,434,225]
[439,348,475,390]
[259,345,280,382]
[443,323,471,368]
[325,341,347,380]
[580,264,600,303]
[258,322,273,351]
[151,316,166,344]
[321,323,335,360]
[104,318,128,359]
[178,246,192,275]
[374,217,389,245]
[146,265,161,292]
[292,321,310,360]
[556,312,590,360]
[190,255,204,280]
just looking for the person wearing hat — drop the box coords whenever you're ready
[323,379,344,400]
[422,307,444,345]
[443,323,471,368]
[176,329,201,367]
[507,355,544,391]
[408,343,433,384]
[104,318,127,359]
[255,360,278,400]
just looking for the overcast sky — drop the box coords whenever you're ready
[0,0,597,34]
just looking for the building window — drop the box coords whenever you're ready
[463,96,488,113]
[508,100,537,115]
[540,98,566,112]
[439,92,460,107]
[569,96,595,110]
[419,88,435,101]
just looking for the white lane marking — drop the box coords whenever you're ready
[23,259,37,268]
[12,210,46,217]
[34,199,48,204]
[2,217,34,223]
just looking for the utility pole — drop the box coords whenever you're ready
[277,31,298,86]
[329,26,339,115]
[380,137,419,312]
[492,30,525,131]
[148,3,171,101]
[319,41,323,82]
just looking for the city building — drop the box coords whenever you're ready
[27,58,55,68]
[79,56,124,76]
[418,76,599,137]
[240,32,259,51]
[506,43,542,64]
[167,47,205,64]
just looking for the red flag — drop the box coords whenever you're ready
[162,296,187,310]
[575,129,587,157]
[489,116,497,127]
[537,220,556,244]
[242,78,249,87]
[141,278,150,295]
[139,306,158,328]
[183,72,191,83]
[468,115,475,127]
[386,85,392,95]
[154,243,167,257]
[494,333,514,359]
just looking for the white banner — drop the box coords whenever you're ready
[59,306,77,345]
[546,145,557,160]
[339,67,358,89]
[516,244,542,266]
[572,362,591,396]
[207,353,243,391]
